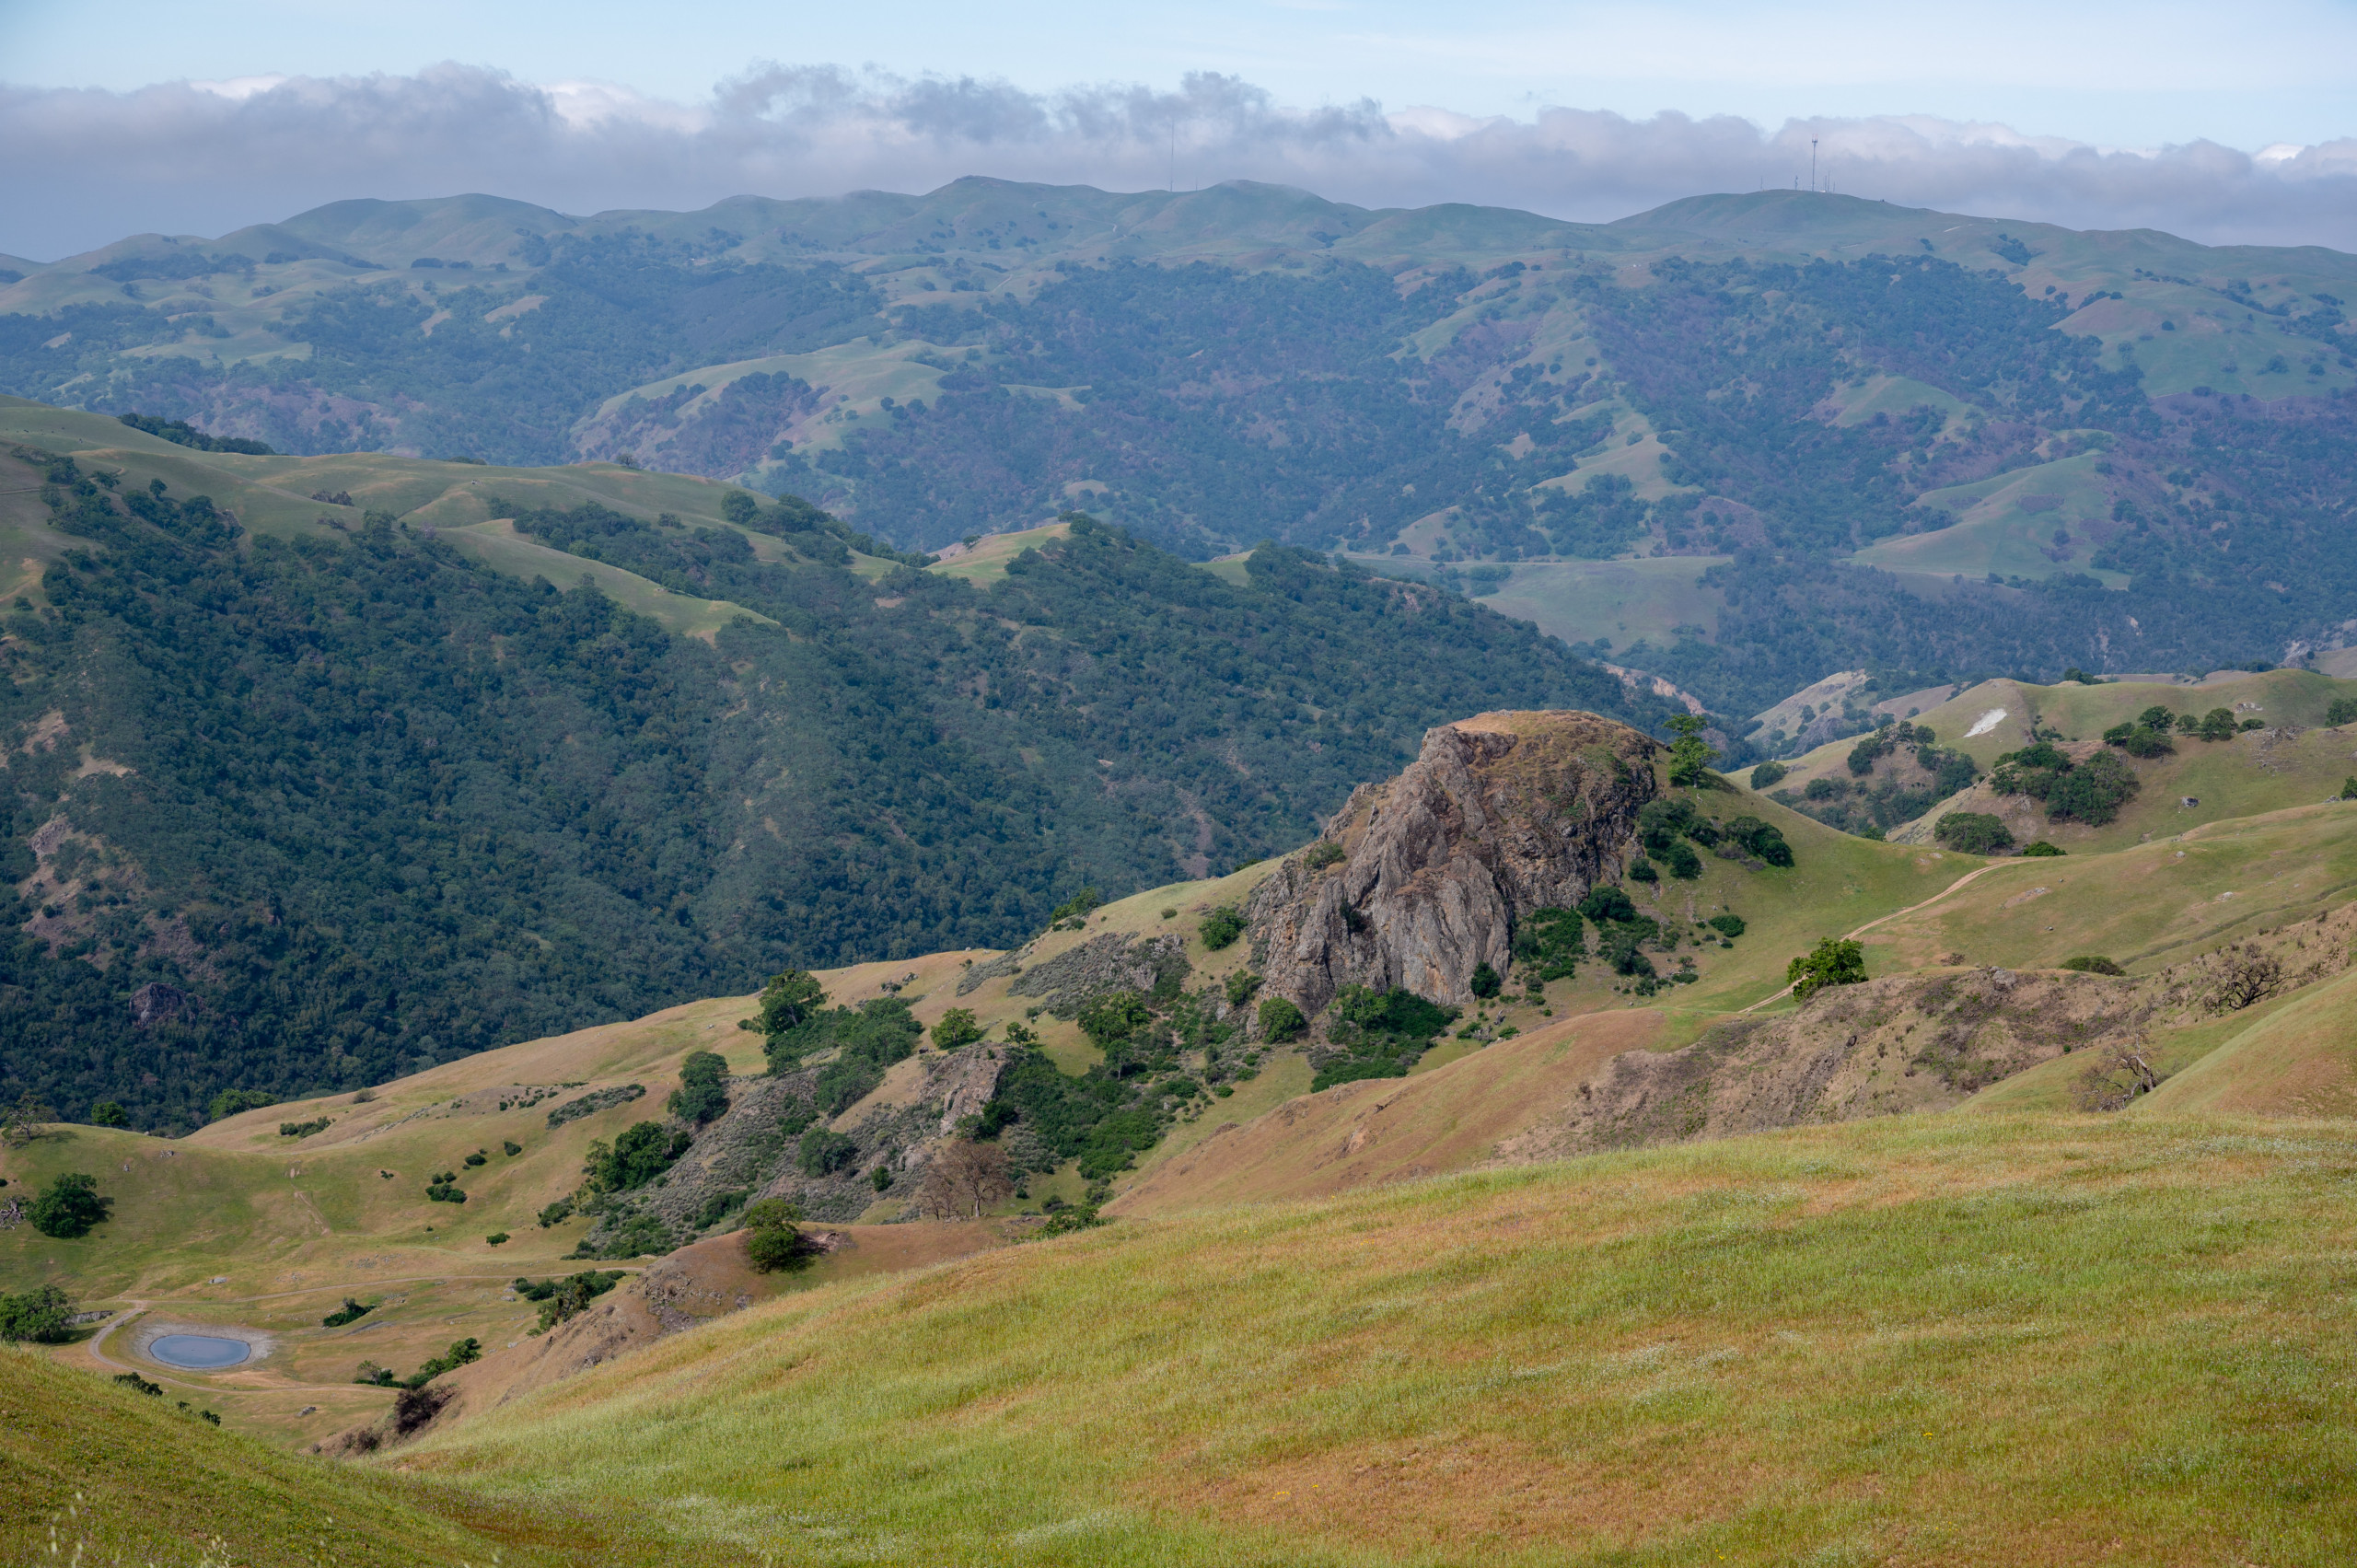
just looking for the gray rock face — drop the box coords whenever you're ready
[1008,932,1190,1016]
[1246,711,1658,1015]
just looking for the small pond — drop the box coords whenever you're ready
[148,1334,252,1369]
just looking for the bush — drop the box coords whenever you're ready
[1048,887,1102,924]
[321,1296,374,1328]
[1749,760,1788,789]
[667,1050,730,1123]
[1301,841,1346,870]
[1225,970,1262,1006]
[1200,906,1248,949]
[1725,816,1794,867]
[695,1190,748,1228]
[2046,749,2140,825]
[2061,956,2125,976]
[504,1140,522,1156]
[205,1087,275,1123]
[2021,840,2065,856]
[2103,722,2174,759]
[1469,962,1501,998]
[1787,938,1868,1003]
[796,1125,858,1176]
[1258,997,1306,1042]
[1934,811,2015,854]
[744,1200,818,1273]
[596,1121,693,1191]
[930,1008,984,1051]
[0,1285,75,1342]
[2343,777,2357,802]
[29,1172,110,1238]
[89,1101,127,1128]
[462,1150,487,1167]
[484,1232,509,1246]
[114,1372,163,1397]
[1511,906,1585,981]
[1663,840,1702,879]
[1578,886,1639,923]
[2328,697,2357,726]
[279,1118,333,1139]
[2197,707,2238,742]
[1707,914,1746,939]
[1628,857,1658,882]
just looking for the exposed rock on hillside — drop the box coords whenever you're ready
[1247,711,1659,1013]
[1008,933,1190,1015]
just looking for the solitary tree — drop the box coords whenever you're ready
[741,970,827,1038]
[1786,938,1868,1004]
[930,1008,984,1051]
[1666,714,1720,787]
[913,1141,1014,1220]
[29,1173,111,1238]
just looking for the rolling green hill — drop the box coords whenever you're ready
[10,183,2357,719]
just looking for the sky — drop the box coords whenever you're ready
[5,0,2356,260]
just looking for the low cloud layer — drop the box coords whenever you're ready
[5,62,2355,261]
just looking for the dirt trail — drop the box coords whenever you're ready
[1740,860,2030,1014]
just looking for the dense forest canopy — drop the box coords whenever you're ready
[5,184,2353,720]
[0,461,1673,1128]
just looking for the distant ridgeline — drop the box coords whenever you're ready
[0,459,1675,1128]
[6,183,2357,711]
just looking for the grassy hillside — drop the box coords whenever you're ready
[1,1344,555,1566]
[389,1112,2357,1567]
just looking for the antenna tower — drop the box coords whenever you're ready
[1811,139,1819,193]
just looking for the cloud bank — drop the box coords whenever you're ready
[5,63,2355,261]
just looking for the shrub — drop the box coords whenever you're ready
[695,1190,748,1228]
[503,1140,522,1156]
[596,1121,693,1191]
[392,1385,453,1435]
[931,1008,984,1051]
[1302,841,1346,870]
[1725,816,1794,866]
[1787,938,1868,1003]
[1749,760,1788,789]
[205,1087,275,1122]
[1597,924,1657,978]
[1258,996,1306,1042]
[2047,749,2140,825]
[1663,840,1702,879]
[425,1180,467,1203]
[1512,906,1585,981]
[796,1125,858,1176]
[1225,970,1262,1006]
[279,1118,333,1139]
[1934,812,2015,854]
[462,1150,487,1167]
[0,1285,75,1342]
[2103,721,2174,758]
[536,1197,575,1228]
[2328,697,2357,726]
[1049,887,1103,923]
[2022,840,2065,856]
[1469,962,1501,998]
[667,1050,730,1123]
[1199,906,1248,950]
[1804,777,1844,801]
[484,1232,509,1246]
[89,1100,127,1128]
[29,1173,111,1237]
[742,970,827,1038]
[2197,707,2238,741]
[2061,956,2125,976]
[2344,777,2357,802]
[1628,857,1659,882]
[591,1213,674,1259]
[1578,886,1638,924]
[515,1270,625,1329]
[114,1372,163,1397]
[321,1296,374,1328]
[1707,914,1747,939]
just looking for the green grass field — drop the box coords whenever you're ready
[1853,450,2127,584]
[393,1112,2357,1566]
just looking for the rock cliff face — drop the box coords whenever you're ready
[1246,711,1659,1014]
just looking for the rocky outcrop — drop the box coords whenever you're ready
[1246,711,1659,1014]
[1008,932,1190,1016]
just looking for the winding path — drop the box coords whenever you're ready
[1739,859,2031,1014]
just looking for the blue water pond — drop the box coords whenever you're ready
[148,1334,251,1369]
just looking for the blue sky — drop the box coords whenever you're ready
[7,0,2355,151]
